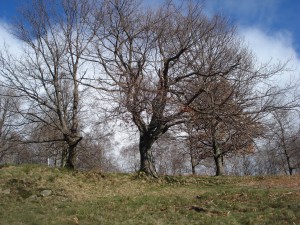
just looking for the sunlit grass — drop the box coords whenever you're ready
[0,164,299,224]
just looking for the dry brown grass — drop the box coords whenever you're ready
[0,165,300,225]
[244,175,300,189]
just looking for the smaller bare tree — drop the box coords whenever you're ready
[0,88,22,163]
[120,143,140,173]
[0,0,99,169]
[267,110,300,175]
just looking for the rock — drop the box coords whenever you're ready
[40,190,52,197]
[27,195,39,202]
[73,216,79,225]
[60,197,69,202]
[2,189,11,194]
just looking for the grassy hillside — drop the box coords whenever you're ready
[0,164,299,225]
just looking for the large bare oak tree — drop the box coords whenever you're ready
[91,0,285,177]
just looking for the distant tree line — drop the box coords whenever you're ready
[0,0,299,177]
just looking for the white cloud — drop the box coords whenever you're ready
[239,27,300,84]
[240,28,296,63]
[0,21,23,54]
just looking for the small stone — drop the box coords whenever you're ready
[73,216,79,224]
[60,197,69,202]
[27,195,38,202]
[2,189,11,194]
[40,190,52,197]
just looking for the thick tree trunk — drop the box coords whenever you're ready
[213,141,225,176]
[64,135,82,169]
[214,154,225,176]
[139,132,158,178]
[65,145,77,169]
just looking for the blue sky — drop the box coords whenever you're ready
[1,0,299,38]
[0,0,20,21]
[0,0,298,149]
[206,0,300,53]
[1,0,300,69]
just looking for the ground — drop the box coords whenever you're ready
[0,164,299,224]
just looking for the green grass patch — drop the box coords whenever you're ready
[0,165,299,224]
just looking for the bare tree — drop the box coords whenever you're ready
[120,143,140,172]
[0,0,99,169]
[76,127,119,172]
[0,88,22,162]
[151,132,189,175]
[28,121,68,166]
[286,133,300,174]
[185,75,269,175]
[267,110,300,175]
[254,141,286,175]
[176,21,296,176]
[179,123,213,175]
[92,0,270,177]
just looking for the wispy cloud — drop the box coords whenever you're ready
[240,27,300,85]
[0,21,23,54]
[206,0,300,83]
[240,27,296,63]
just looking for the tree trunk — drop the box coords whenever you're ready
[61,148,67,167]
[191,164,196,175]
[214,154,225,176]
[139,132,158,178]
[213,142,225,176]
[64,135,82,169]
[190,154,196,175]
[65,145,76,169]
[286,154,293,175]
[284,149,293,175]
